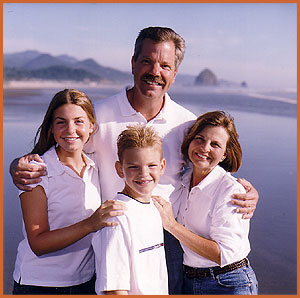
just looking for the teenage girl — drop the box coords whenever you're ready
[13,89,124,295]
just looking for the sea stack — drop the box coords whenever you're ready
[195,68,218,86]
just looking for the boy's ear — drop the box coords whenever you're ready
[115,161,124,178]
[160,158,166,175]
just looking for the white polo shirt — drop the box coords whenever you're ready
[177,165,250,268]
[13,146,101,287]
[85,87,196,216]
[92,193,168,295]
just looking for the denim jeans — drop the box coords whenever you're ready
[183,261,258,295]
[12,275,96,295]
[164,229,184,294]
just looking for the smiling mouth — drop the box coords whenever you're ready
[135,180,153,185]
[141,74,165,87]
[195,152,209,160]
[62,137,79,142]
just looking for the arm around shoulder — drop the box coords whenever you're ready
[231,178,259,219]
[10,154,47,191]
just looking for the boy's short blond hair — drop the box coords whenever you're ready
[117,125,163,162]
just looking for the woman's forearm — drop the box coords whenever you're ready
[168,222,221,265]
[152,196,221,265]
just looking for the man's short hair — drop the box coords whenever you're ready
[133,26,186,70]
[117,124,163,162]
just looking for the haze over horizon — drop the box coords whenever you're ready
[3,3,297,90]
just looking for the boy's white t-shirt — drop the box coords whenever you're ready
[92,192,168,295]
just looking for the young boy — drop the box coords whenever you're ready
[92,125,168,295]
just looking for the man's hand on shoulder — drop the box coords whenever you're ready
[10,154,47,191]
[231,178,259,219]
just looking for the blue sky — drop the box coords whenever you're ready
[3,3,297,89]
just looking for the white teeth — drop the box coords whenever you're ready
[196,153,208,159]
[147,81,159,85]
[145,79,162,86]
[136,180,152,185]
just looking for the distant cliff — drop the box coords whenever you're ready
[195,68,218,86]
[195,68,248,88]
[3,50,132,83]
[4,51,248,88]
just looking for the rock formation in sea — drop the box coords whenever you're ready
[241,81,248,88]
[195,68,218,86]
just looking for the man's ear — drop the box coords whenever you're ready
[115,161,124,178]
[172,69,178,84]
[131,56,135,75]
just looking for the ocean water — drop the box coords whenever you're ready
[3,86,297,294]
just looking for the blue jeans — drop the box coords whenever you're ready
[164,229,184,294]
[183,261,258,295]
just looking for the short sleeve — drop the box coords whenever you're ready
[92,215,131,293]
[18,177,48,198]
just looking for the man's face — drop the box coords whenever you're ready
[131,38,178,101]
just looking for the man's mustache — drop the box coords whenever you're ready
[141,74,165,86]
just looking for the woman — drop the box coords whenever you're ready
[13,89,124,295]
[153,111,258,295]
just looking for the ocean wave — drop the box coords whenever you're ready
[171,85,297,105]
[246,92,297,104]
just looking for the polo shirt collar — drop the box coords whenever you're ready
[45,146,96,177]
[182,165,226,191]
[118,87,137,117]
[154,93,172,122]
[118,86,171,122]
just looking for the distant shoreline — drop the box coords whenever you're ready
[3,79,297,105]
[3,79,129,90]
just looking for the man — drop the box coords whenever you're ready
[11,27,258,294]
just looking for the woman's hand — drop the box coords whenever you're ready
[152,195,221,265]
[86,200,126,232]
[231,178,259,219]
[152,196,177,232]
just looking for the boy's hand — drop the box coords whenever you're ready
[10,154,47,191]
[231,178,259,219]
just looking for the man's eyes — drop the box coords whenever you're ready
[141,59,150,64]
[161,64,171,70]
